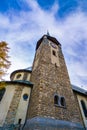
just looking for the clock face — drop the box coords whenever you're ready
[50,42,57,49]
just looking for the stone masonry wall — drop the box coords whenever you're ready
[28,38,83,125]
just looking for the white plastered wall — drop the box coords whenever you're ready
[77,94,87,128]
[14,87,31,125]
[26,73,31,81]
[14,72,31,82]
[0,85,15,126]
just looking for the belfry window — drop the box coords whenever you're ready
[52,50,56,56]
[54,94,66,108]
[81,100,87,118]
[54,95,59,105]
[60,97,66,107]
[0,88,6,101]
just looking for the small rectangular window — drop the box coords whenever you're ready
[18,119,22,124]
[52,50,56,56]
[54,95,58,105]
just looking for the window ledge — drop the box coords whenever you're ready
[54,104,66,109]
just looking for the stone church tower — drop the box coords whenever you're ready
[0,34,85,130]
[24,34,84,130]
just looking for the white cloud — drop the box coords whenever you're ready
[60,11,87,89]
[0,0,87,89]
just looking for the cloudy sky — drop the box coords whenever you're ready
[0,0,87,90]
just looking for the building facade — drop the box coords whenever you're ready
[0,34,87,130]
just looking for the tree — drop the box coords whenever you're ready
[0,41,11,80]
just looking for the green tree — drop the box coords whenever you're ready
[0,41,11,80]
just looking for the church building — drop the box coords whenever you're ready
[0,34,87,130]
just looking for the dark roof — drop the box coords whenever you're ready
[36,35,61,50]
[10,69,32,79]
[0,80,33,87]
[71,84,87,95]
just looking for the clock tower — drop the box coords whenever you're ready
[24,34,84,130]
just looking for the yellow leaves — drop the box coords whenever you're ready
[0,41,11,80]
[0,82,6,89]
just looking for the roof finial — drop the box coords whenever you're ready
[47,30,50,36]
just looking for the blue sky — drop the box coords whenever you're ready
[0,0,87,89]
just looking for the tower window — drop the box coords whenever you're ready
[54,95,59,105]
[52,50,56,56]
[18,119,22,124]
[0,88,6,101]
[55,63,57,67]
[60,97,66,107]
[54,94,60,106]
[54,94,66,108]
[81,100,87,118]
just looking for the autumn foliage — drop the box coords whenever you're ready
[0,41,11,80]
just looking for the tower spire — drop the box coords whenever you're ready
[47,30,50,36]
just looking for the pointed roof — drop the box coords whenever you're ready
[36,34,61,50]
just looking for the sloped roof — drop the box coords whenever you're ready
[36,35,61,50]
[71,84,87,95]
[0,80,33,87]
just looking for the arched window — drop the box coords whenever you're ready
[81,100,87,118]
[0,88,6,101]
[54,94,66,108]
[60,97,66,107]
[54,95,59,105]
